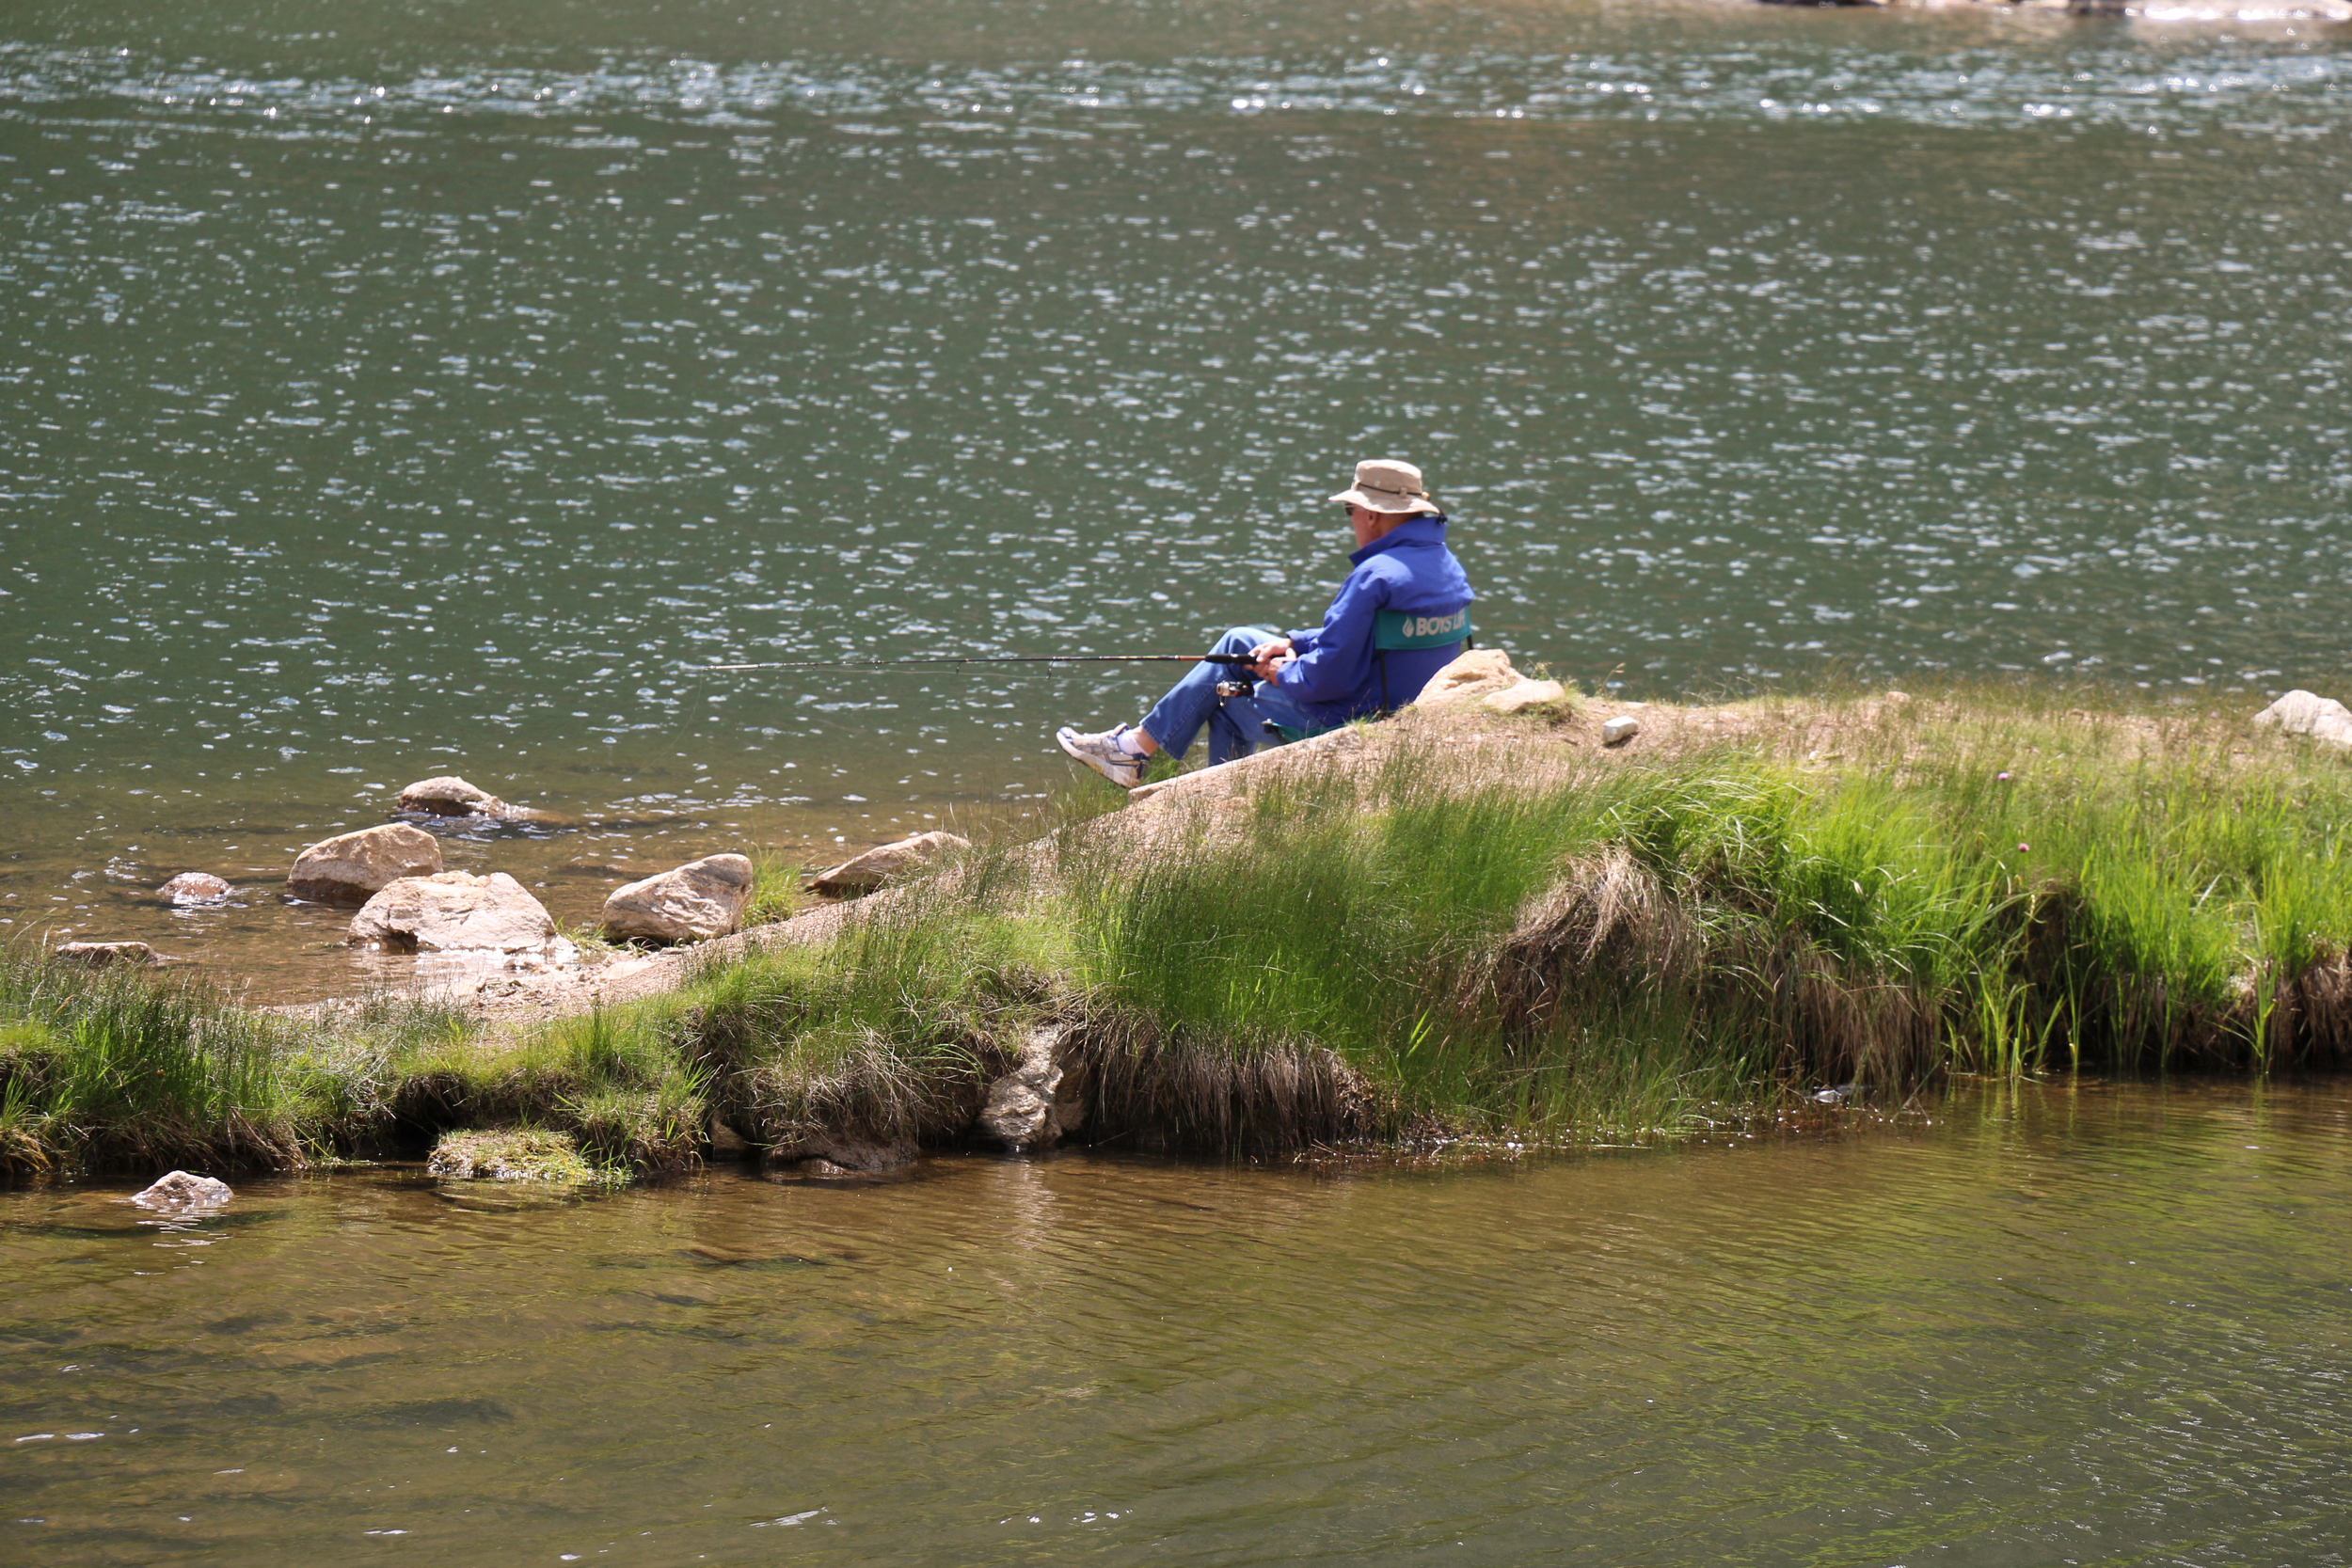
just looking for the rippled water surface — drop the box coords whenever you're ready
[3,1080,2348,1563]
[4,0,2349,991]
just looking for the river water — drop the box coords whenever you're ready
[3,0,2350,994]
[3,1079,2347,1563]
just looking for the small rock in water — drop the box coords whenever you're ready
[601,853,755,942]
[1482,677,1567,717]
[395,775,513,817]
[157,872,233,905]
[287,823,444,904]
[53,941,162,968]
[1600,716,1641,747]
[348,871,561,954]
[130,1170,232,1208]
[2252,689,2352,750]
[809,831,972,896]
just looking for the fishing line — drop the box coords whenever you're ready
[694,653,1260,672]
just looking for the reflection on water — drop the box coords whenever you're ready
[1,1080,2347,1563]
[4,0,2349,993]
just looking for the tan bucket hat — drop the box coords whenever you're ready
[1329,458,1441,516]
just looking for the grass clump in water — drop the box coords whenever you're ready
[389,1005,710,1177]
[426,1127,603,1184]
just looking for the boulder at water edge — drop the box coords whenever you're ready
[395,775,513,817]
[1413,648,1519,708]
[2253,690,2352,750]
[978,1024,1087,1153]
[349,871,559,953]
[53,941,161,968]
[600,853,755,943]
[157,872,233,904]
[808,831,971,895]
[287,823,443,904]
[131,1170,232,1208]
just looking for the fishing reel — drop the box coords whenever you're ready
[1214,677,1254,699]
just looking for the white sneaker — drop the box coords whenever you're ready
[1056,722,1146,788]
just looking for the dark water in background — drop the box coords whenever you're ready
[4,0,2350,991]
[3,1079,2348,1565]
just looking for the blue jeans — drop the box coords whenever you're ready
[1140,626,1327,768]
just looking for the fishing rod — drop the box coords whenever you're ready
[696,652,1264,672]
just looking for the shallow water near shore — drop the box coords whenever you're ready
[5,0,2352,996]
[3,1078,2347,1564]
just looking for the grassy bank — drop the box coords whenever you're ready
[5,689,2348,1180]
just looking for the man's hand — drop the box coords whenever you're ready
[1247,636,1295,682]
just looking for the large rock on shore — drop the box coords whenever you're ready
[2254,690,2352,750]
[395,775,513,817]
[600,854,755,943]
[288,823,443,904]
[808,831,970,896]
[1483,677,1567,716]
[1414,648,1520,708]
[349,871,559,953]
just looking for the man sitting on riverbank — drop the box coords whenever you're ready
[1056,458,1477,788]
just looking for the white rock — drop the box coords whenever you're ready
[288,823,443,904]
[808,831,971,895]
[395,775,511,817]
[1600,716,1641,746]
[1413,648,1520,708]
[2253,690,2352,750]
[601,853,755,942]
[349,871,559,954]
[1482,677,1566,716]
[978,1026,1084,1151]
[53,941,161,968]
[157,872,232,905]
[131,1170,232,1208]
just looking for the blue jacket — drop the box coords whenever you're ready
[1270,515,1477,727]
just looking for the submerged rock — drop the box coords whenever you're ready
[2253,690,2352,750]
[1414,648,1519,708]
[157,872,233,905]
[978,1025,1085,1153]
[1483,677,1567,716]
[395,775,513,817]
[600,853,755,942]
[54,941,162,968]
[789,1137,917,1174]
[428,1128,595,1182]
[287,823,444,904]
[131,1170,232,1208]
[349,871,560,954]
[808,831,971,896]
